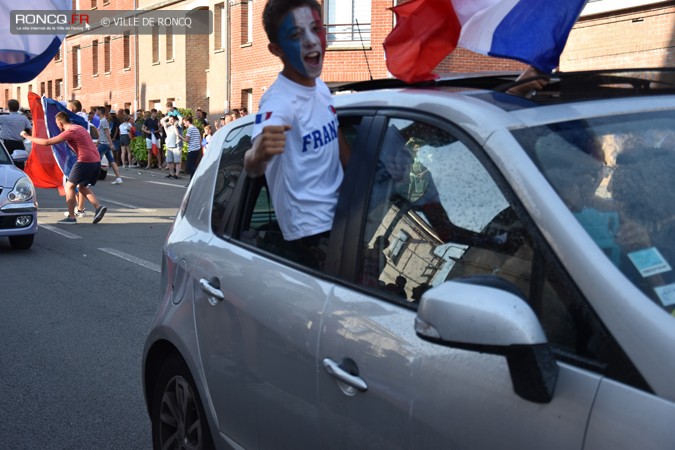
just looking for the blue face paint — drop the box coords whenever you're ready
[277,12,307,77]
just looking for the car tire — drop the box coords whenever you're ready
[98,169,108,180]
[151,355,215,450]
[8,234,34,250]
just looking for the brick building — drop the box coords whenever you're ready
[1,0,673,118]
[1,0,138,113]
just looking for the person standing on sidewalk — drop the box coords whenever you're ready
[21,112,107,224]
[96,106,124,185]
[183,115,202,182]
[161,114,181,179]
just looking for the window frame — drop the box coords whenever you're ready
[323,0,371,48]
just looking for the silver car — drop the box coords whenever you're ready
[143,69,675,449]
[0,141,37,249]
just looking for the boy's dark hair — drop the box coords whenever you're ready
[262,0,322,44]
[7,99,20,112]
[184,116,193,124]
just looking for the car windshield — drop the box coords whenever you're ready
[513,110,675,315]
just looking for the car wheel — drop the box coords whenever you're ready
[9,234,34,250]
[98,169,108,180]
[151,355,215,450]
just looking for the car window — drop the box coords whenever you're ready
[0,143,12,164]
[232,115,366,270]
[356,116,646,386]
[211,123,253,236]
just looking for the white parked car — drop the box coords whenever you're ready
[0,140,37,249]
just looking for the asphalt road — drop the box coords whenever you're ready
[0,167,187,450]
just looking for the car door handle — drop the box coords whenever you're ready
[322,358,368,392]
[199,278,224,305]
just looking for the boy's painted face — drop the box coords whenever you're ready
[277,6,326,80]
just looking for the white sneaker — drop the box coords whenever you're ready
[64,209,86,217]
[111,178,123,185]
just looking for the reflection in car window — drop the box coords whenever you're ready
[514,111,675,317]
[211,123,253,236]
[357,117,622,368]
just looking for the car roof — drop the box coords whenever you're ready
[332,68,675,139]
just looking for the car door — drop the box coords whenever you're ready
[316,112,631,449]
[192,115,373,449]
[192,120,327,449]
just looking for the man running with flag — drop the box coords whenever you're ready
[22,112,107,225]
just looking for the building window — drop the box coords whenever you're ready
[241,0,252,44]
[92,39,99,75]
[47,80,53,98]
[214,2,225,50]
[4,89,8,102]
[123,32,130,69]
[54,46,62,62]
[241,88,252,113]
[166,26,174,60]
[16,87,21,102]
[55,79,63,99]
[72,45,81,88]
[90,0,97,8]
[324,0,371,47]
[28,84,32,93]
[104,36,111,73]
[152,25,160,63]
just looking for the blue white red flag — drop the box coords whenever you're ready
[0,0,70,82]
[255,112,273,124]
[42,97,89,177]
[384,0,588,83]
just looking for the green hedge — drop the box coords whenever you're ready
[130,108,204,165]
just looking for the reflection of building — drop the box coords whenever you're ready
[1,1,673,116]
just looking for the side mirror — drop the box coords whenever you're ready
[11,149,28,163]
[415,277,558,403]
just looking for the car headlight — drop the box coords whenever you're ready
[8,176,36,202]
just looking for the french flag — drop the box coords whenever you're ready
[24,93,89,191]
[0,0,70,83]
[384,0,587,83]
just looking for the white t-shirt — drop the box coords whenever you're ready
[163,123,179,148]
[252,74,343,241]
[119,122,132,137]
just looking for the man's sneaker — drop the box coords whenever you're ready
[111,178,123,185]
[64,209,86,217]
[58,217,77,225]
[93,206,107,224]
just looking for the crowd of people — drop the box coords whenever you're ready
[3,95,249,223]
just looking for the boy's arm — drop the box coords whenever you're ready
[244,125,290,178]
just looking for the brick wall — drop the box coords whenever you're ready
[2,1,674,116]
[561,4,675,70]
[0,0,137,112]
